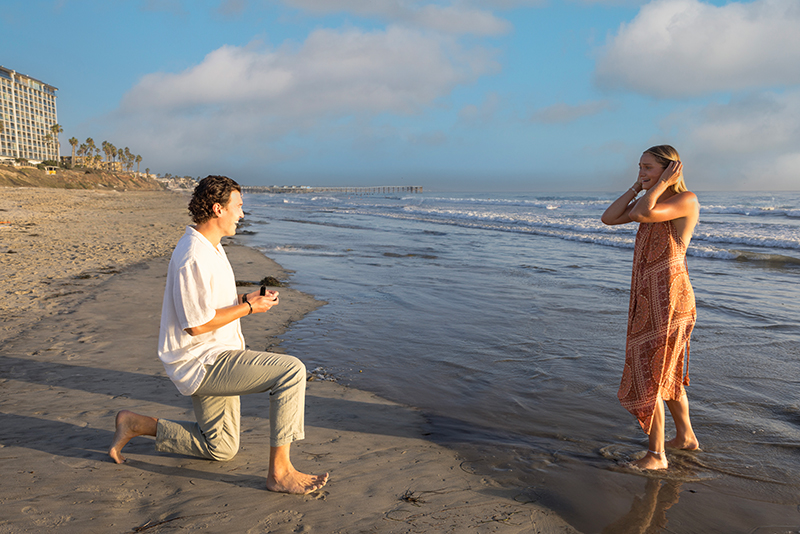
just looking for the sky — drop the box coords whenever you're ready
[2,0,799,191]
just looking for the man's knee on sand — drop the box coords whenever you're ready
[204,356,305,461]
[185,417,241,462]
[206,432,240,462]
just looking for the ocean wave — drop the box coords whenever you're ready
[274,194,611,212]
[687,246,738,260]
[254,244,345,257]
[397,206,632,235]
[265,191,800,219]
[693,231,800,251]
[354,209,637,247]
[689,247,800,267]
[354,208,800,268]
[418,196,611,210]
[280,195,342,205]
[702,205,800,218]
[249,191,800,269]
[397,206,800,251]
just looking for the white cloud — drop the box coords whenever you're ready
[282,0,510,35]
[457,0,548,7]
[112,26,499,169]
[569,0,648,5]
[414,4,510,34]
[123,27,496,116]
[686,92,800,154]
[217,0,247,16]
[530,99,613,123]
[674,90,800,189]
[594,0,800,98]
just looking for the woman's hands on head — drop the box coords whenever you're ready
[659,160,683,188]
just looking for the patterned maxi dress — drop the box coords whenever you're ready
[618,220,696,433]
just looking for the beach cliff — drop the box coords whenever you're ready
[0,164,172,191]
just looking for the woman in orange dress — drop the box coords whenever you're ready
[602,145,700,470]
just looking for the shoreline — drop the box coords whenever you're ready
[212,190,800,533]
[0,187,577,533]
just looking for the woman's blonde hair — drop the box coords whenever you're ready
[643,145,686,194]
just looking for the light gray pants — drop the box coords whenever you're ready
[155,349,306,461]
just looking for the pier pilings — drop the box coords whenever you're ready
[242,185,423,195]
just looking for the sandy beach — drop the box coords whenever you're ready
[0,188,192,344]
[0,187,578,533]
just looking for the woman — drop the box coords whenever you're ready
[601,145,700,470]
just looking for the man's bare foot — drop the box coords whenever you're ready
[666,436,700,451]
[266,467,329,494]
[631,450,668,470]
[108,410,158,464]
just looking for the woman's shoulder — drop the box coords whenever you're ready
[668,190,699,210]
[671,189,697,199]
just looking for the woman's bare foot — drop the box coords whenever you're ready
[666,435,700,451]
[266,467,329,494]
[108,410,158,464]
[631,450,668,470]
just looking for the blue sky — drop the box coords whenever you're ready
[3,0,798,191]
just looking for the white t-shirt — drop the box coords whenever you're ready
[158,226,245,395]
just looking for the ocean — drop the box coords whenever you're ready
[239,190,800,533]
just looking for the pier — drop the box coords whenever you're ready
[242,185,423,195]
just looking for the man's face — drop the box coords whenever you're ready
[217,190,244,237]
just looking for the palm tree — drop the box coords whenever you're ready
[77,143,87,166]
[50,124,63,159]
[108,142,115,169]
[43,134,53,160]
[85,138,96,168]
[108,143,117,169]
[69,137,78,166]
[136,155,142,174]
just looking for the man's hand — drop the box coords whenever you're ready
[186,290,281,336]
[250,290,279,313]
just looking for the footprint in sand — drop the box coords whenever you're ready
[305,489,328,501]
[248,510,306,533]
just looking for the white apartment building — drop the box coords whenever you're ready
[0,65,59,163]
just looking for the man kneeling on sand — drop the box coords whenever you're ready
[109,175,328,494]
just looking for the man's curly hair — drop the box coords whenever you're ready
[188,175,242,224]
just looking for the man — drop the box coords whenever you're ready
[109,175,328,494]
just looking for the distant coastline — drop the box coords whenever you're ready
[0,164,193,191]
[0,167,423,194]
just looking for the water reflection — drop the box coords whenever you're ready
[601,478,682,534]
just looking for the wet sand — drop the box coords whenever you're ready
[0,187,577,533]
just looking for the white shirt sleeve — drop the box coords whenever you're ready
[174,259,216,330]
